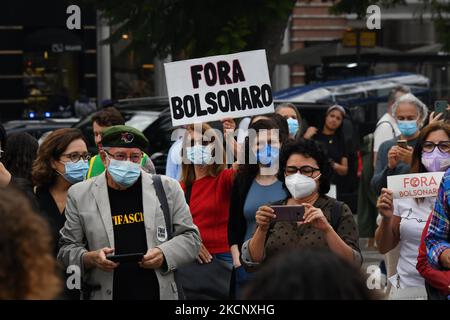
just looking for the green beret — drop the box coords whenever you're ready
[101,125,149,150]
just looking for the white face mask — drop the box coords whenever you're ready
[285,173,320,199]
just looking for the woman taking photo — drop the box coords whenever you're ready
[376,122,450,299]
[241,139,361,270]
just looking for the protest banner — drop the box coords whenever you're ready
[164,50,274,126]
[387,172,444,199]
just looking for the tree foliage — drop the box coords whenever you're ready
[88,0,297,75]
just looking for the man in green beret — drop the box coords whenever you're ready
[87,107,155,178]
[58,125,200,300]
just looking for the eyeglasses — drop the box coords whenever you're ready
[285,165,320,177]
[104,151,142,163]
[61,152,91,162]
[422,141,450,153]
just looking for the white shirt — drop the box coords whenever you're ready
[373,113,400,152]
[390,197,434,289]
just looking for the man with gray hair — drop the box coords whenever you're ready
[373,85,411,166]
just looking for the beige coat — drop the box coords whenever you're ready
[57,171,200,300]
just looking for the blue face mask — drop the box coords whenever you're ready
[59,160,89,184]
[287,118,299,136]
[107,158,141,187]
[186,144,213,165]
[397,120,418,137]
[256,144,280,167]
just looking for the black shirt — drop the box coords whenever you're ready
[108,177,160,300]
[313,132,348,187]
[313,132,347,164]
[36,187,79,300]
[36,187,66,256]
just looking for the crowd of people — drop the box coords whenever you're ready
[1,86,450,301]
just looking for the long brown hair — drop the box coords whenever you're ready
[180,123,226,187]
[32,128,87,189]
[410,122,450,174]
[0,187,61,299]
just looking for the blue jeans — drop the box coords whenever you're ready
[213,252,233,265]
[235,265,253,300]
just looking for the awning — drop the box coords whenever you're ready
[277,42,401,65]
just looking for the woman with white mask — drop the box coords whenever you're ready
[376,122,450,300]
[240,139,362,271]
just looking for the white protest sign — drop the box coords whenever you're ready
[387,172,444,199]
[164,49,274,126]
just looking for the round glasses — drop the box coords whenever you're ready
[422,141,450,153]
[61,152,91,162]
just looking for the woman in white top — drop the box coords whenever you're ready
[376,121,450,299]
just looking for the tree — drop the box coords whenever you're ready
[88,0,297,76]
[330,0,450,52]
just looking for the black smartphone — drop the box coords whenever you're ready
[397,139,408,149]
[271,205,305,222]
[435,100,448,114]
[107,252,144,263]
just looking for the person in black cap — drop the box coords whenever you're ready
[58,125,201,300]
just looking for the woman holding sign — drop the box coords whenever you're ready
[376,122,450,299]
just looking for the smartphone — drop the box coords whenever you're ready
[435,100,448,114]
[271,205,305,222]
[397,140,408,149]
[107,252,144,263]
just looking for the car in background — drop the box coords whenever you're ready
[3,117,80,143]
[73,97,173,174]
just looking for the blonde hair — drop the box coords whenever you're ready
[180,123,226,187]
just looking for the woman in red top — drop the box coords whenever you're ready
[180,121,236,265]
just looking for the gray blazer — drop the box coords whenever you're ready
[57,171,201,300]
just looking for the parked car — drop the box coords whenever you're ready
[3,117,80,142]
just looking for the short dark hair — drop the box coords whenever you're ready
[277,138,331,195]
[3,132,38,181]
[244,249,376,300]
[91,107,125,127]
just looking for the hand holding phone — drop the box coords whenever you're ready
[271,205,305,222]
[397,140,408,149]
[107,252,144,263]
[435,100,448,114]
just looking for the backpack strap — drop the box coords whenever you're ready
[152,174,185,299]
[153,174,173,238]
[376,120,396,138]
[330,200,343,231]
